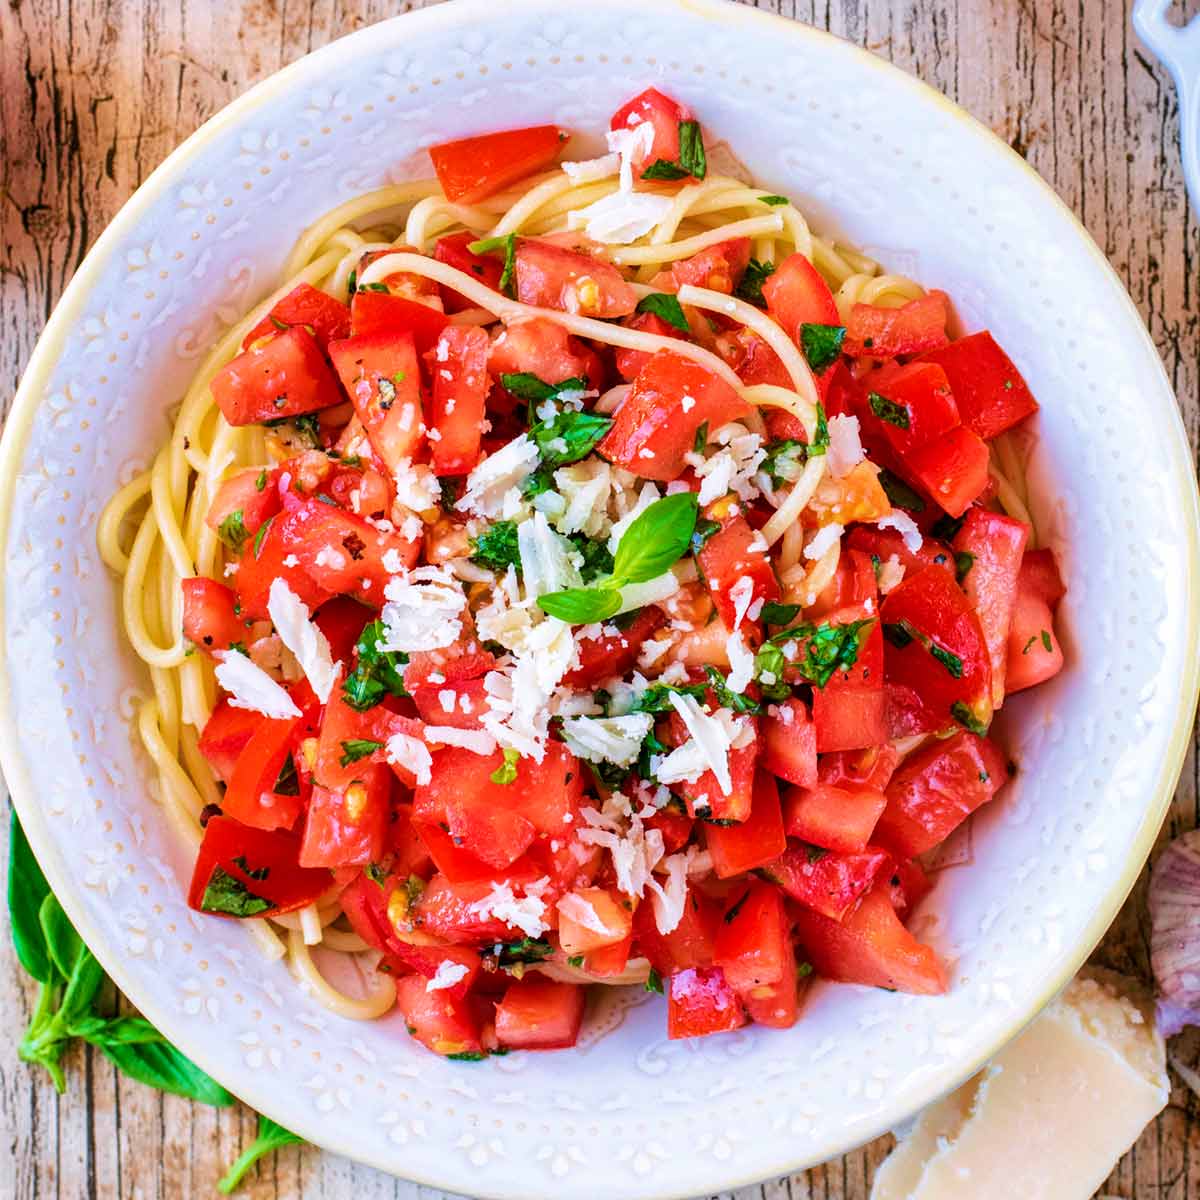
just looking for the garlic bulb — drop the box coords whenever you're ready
[1149,830,1200,1036]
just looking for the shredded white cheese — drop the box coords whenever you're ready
[560,713,654,767]
[456,435,539,519]
[214,651,302,720]
[467,877,551,938]
[379,564,467,653]
[877,509,924,553]
[266,579,340,703]
[425,960,470,993]
[805,522,845,561]
[422,725,497,755]
[826,413,865,479]
[556,892,610,935]
[386,731,432,786]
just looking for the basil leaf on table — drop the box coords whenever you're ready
[218,1114,305,1194]
[8,807,53,982]
[96,1037,234,1107]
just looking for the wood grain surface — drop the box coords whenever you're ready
[1,0,1197,1196]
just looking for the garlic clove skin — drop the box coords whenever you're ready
[1149,829,1200,1037]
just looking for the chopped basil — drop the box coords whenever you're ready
[735,257,775,307]
[255,470,268,492]
[929,643,964,679]
[954,550,975,583]
[629,680,707,714]
[769,617,875,688]
[467,232,517,296]
[569,533,614,583]
[342,619,409,711]
[808,402,830,456]
[273,753,299,797]
[693,421,709,454]
[704,666,760,713]
[1041,629,1053,652]
[499,372,589,405]
[339,738,383,767]
[724,889,751,923]
[469,520,522,573]
[760,438,807,485]
[868,390,910,429]
[930,512,965,542]
[357,281,390,294]
[252,515,274,558]
[883,620,916,650]
[492,937,552,966]
[566,955,585,968]
[950,701,989,735]
[531,409,612,469]
[635,291,690,334]
[1022,634,1037,655]
[640,119,707,181]
[760,601,801,626]
[758,194,789,206]
[886,618,962,678]
[438,476,461,513]
[217,510,249,554]
[690,516,721,556]
[490,747,520,786]
[877,468,926,513]
[200,867,271,918]
[645,967,664,994]
[799,323,846,373]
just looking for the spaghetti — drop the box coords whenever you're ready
[100,85,1060,1053]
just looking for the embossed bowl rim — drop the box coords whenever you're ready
[1,0,1197,1194]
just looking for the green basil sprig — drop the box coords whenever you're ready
[8,808,234,1105]
[218,1115,305,1194]
[537,493,699,624]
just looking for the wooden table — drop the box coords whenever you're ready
[1,0,1197,1195]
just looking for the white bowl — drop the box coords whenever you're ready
[3,1,1197,1196]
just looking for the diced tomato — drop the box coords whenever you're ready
[697,508,780,630]
[428,325,489,476]
[705,770,787,879]
[410,821,497,884]
[312,596,371,665]
[811,620,888,753]
[390,942,482,1001]
[633,884,720,974]
[348,291,449,354]
[222,711,308,831]
[395,974,484,1057]
[299,771,392,869]
[862,361,960,458]
[514,239,637,319]
[668,714,759,824]
[187,815,330,917]
[495,976,585,1050]
[403,631,497,691]
[667,966,746,1039]
[920,331,1038,440]
[722,328,793,390]
[414,864,548,943]
[338,870,401,957]
[206,468,281,545]
[562,607,666,689]
[276,496,419,608]
[879,564,993,735]
[234,512,333,621]
[610,87,693,178]
[643,805,694,855]
[873,731,1007,858]
[888,857,934,919]
[714,881,789,992]
[792,880,947,994]
[388,803,434,879]
[905,425,990,518]
[740,935,803,1029]
[762,252,839,342]
[242,283,351,351]
[411,677,488,729]
[1020,547,1066,608]
[783,784,888,854]
[842,292,950,359]
[614,311,686,382]
[660,238,751,295]
[598,350,751,480]
[585,934,633,978]
[1005,558,1065,693]
[952,509,1029,705]
[489,318,601,391]
[761,699,817,787]
[557,887,633,956]
[818,743,901,792]
[844,525,955,578]
[429,124,568,205]
[198,700,262,785]
[182,578,248,655]
[763,843,891,921]
[211,327,344,427]
[434,232,505,311]
[327,330,424,474]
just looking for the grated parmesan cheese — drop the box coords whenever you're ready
[386,731,432,787]
[422,725,497,755]
[467,877,551,938]
[456,435,539,519]
[805,522,845,561]
[425,960,470,993]
[379,564,467,653]
[560,713,654,767]
[826,413,865,479]
[266,579,340,703]
[877,510,924,553]
[214,651,302,720]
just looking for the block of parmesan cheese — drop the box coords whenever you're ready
[870,968,1168,1200]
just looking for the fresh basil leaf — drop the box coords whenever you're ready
[929,642,964,678]
[868,391,910,429]
[629,681,707,714]
[735,258,775,307]
[531,410,612,469]
[492,937,553,966]
[611,492,698,585]
[217,510,249,555]
[758,194,789,206]
[8,808,53,983]
[645,967,664,994]
[343,619,409,711]
[883,620,915,650]
[58,949,105,1030]
[760,601,801,626]
[690,516,721,556]
[537,587,622,624]
[490,747,521,786]
[588,759,631,790]
[772,618,875,688]
[635,292,690,334]
[467,233,517,296]
[96,1037,234,1107]
[469,520,522,573]
[877,468,926,513]
[521,467,555,500]
[799,323,846,373]
[75,1015,162,1045]
[677,120,707,179]
[809,402,830,455]
[641,158,688,181]
[38,893,84,982]
[200,866,272,918]
[339,738,383,767]
[218,1114,304,1194]
[703,666,760,713]
[499,372,559,403]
